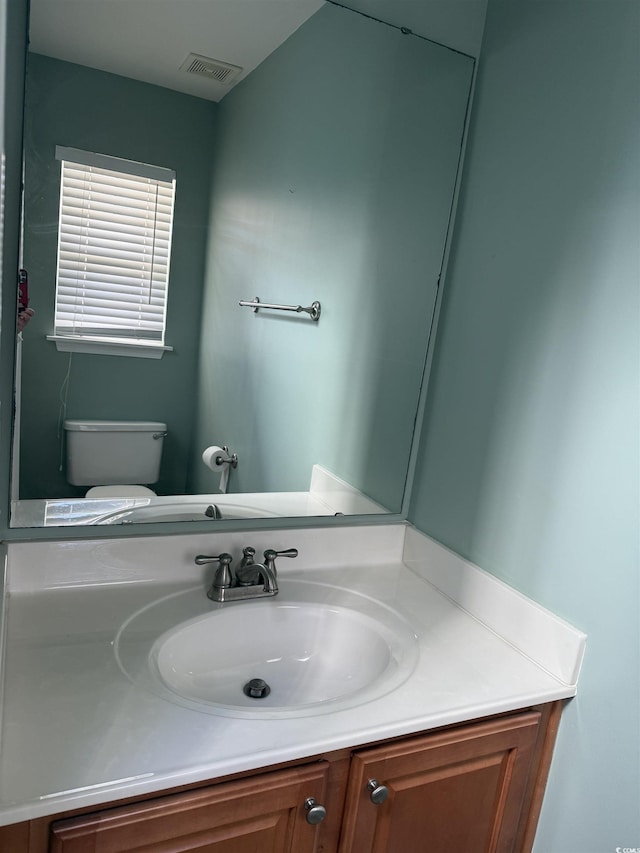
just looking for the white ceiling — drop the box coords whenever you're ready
[28,0,325,102]
[28,0,487,103]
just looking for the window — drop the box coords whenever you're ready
[49,147,176,358]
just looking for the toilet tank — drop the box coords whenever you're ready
[64,420,167,486]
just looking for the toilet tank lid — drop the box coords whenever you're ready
[63,419,167,432]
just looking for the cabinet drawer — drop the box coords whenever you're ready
[50,761,329,853]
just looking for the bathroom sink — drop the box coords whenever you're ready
[115,579,419,718]
[154,602,403,711]
[94,501,277,524]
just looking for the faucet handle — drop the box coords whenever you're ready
[263,548,298,575]
[195,552,234,591]
[195,552,233,566]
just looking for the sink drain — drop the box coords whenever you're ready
[243,678,271,699]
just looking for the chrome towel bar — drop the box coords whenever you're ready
[239,296,321,321]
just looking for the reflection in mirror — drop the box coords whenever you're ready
[11,0,473,528]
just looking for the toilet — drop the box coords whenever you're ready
[63,419,167,497]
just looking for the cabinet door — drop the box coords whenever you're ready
[50,761,329,853]
[339,711,541,853]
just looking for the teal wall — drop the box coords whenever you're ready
[190,3,473,508]
[409,0,639,849]
[19,54,217,499]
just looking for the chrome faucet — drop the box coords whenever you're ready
[236,546,260,586]
[195,547,298,603]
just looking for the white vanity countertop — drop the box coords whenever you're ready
[0,524,586,827]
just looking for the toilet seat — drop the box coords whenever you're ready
[85,485,157,498]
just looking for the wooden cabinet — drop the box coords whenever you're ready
[0,703,561,853]
[49,763,330,853]
[339,711,542,853]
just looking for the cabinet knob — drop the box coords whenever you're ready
[304,797,327,825]
[367,779,389,804]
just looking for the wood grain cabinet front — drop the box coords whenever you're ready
[339,711,543,853]
[49,762,331,853]
[0,703,561,853]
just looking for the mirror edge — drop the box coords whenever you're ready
[1,510,410,542]
[400,54,477,522]
[0,0,29,540]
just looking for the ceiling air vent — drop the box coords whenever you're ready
[179,53,243,85]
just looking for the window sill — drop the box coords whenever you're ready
[46,335,173,359]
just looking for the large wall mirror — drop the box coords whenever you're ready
[9,0,474,529]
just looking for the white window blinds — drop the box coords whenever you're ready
[54,147,176,345]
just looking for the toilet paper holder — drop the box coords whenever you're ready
[216,446,238,468]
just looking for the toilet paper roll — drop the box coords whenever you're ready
[219,465,230,494]
[202,445,230,494]
[202,446,228,471]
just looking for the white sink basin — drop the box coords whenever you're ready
[96,501,276,524]
[116,579,418,718]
